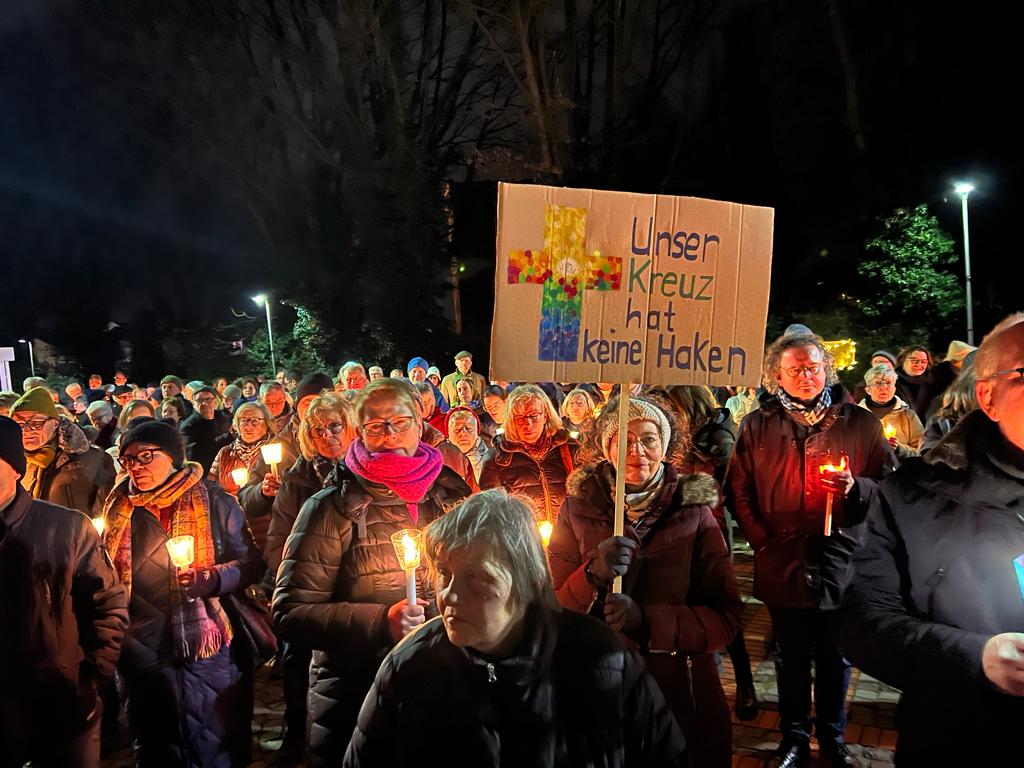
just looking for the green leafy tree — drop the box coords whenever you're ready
[246,306,328,376]
[860,204,963,341]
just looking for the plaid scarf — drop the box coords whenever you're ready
[777,387,832,426]
[101,463,233,661]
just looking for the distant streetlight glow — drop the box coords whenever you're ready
[251,294,275,374]
[953,181,975,345]
[18,338,35,377]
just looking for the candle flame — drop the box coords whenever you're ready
[402,533,418,564]
[91,516,106,536]
[819,455,849,474]
[166,535,195,569]
[538,520,553,548]
[260,443,283,465]
[391,528,422,570]
[883,423,897,439]
[230,466,249,486]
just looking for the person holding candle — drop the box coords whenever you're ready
[548,395,742,767]
[726,331,893,768]
[101,418,264,767]
[344,489,687,767]
[840,313,1024,764]
[0,415,128,767]
[273,378,471,766]
[264,392,357,764]
[857,364,924,459]
[479,384,578,525]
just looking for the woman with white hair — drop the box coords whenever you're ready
[858,363,925,458]
[549,395,742,767]
[343,489,687,767]
[559,387,597,437]
[479,384,578,524]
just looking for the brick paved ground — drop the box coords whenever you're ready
[104,540,901,767]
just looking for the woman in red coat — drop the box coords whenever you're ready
[548,395,742,767]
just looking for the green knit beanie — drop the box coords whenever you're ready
[160,375,184,389]
[11,387,58,418]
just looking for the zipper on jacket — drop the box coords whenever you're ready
[486,663,497,683]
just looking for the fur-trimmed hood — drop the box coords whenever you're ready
[566,460,720,511]
[55,416,91,457]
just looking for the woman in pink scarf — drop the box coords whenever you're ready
[273,378,472,766]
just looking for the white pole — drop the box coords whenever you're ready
[959,192,974,346]
[264,300,276,376]
[27,340,35,377]
[612,383,630,594]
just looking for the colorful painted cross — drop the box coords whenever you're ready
[507,204,623,361]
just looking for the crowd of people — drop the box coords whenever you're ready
[1,316,1022,767]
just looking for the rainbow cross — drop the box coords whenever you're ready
[507,204,622,361]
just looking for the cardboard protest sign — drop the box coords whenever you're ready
[490,183,774,386]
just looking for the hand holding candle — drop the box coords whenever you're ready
[883,423,898,448]
[818,456,850,537]
[260,442,283,478]
[166,534,195,569]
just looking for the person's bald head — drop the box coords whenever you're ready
[975,313,1024,451]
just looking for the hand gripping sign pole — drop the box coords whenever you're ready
[612,384,631,594]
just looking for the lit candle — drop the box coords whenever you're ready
[166,535,195,570]
[883,423,897,440]
[390,529,423,605]
[91,516,106,536]
[569,431,579,440]
[261,443,283,478]
[818,456,849,537]
[230,466,249,487]
[538,520,553,548]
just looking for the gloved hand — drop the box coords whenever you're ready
[604,592,643,634]
[177,566,221,599]
[588,535,638,585]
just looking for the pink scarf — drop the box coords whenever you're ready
[345,439,444,523]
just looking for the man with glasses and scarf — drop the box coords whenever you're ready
[8,387,115,517]
[841,313,1024,764]
[726,332,893,768]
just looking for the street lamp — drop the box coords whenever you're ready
[17,338,35,377]
[953,182,975,345]
[251,294,276,376]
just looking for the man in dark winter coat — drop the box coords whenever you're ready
[0,415,128,768]
[726,332,893,768]
[9,387,116,518]
[179,386,232,475]
[841,313,1024,764]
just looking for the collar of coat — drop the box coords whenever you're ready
[566,460,719,513]
[857,396,912,414]
[491,428,574,466]
[925,409,1014,473]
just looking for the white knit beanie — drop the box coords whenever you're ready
[600,398,672,461]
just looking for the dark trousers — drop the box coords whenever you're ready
[283,641,312,743]
[769,607,851,748]
[728,627,754,687]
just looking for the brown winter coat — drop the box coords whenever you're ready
[548,462,741,767]
[478,429,578,523]
[27,418,116,518]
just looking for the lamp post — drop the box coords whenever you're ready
[17,338,35,377]
[953,182,975,345]
[251,294,276,376]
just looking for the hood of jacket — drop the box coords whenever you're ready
[55,416,91,457]
[566,460,719,512]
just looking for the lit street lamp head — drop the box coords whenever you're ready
[954,181,975,197]
[252,293,267,305]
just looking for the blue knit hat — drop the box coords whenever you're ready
[407,357,430,376]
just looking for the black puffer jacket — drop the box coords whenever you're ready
[478,430,578,523]
[726,385,894,609]
[1,489,128,761]
[344,607,687,768]
[273,463,471,765]
[179,411,232,476]
[840,411,1024,764]
[264,454,335,577]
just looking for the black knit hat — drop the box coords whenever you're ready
[0,416,27,477]
[296,372,332,404]
[120,417,186,468]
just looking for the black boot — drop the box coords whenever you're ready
[733,678,758,721]
[768,741,809,768]
[820,740,860,767]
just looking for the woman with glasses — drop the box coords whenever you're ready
[99,418,263,767]
[895,345,934,418]
[262,392,357,763]
[548,395,742,767]
[273,378,471,766]
[209,401,275,549]
[479,384,578,525]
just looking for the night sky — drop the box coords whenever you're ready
[1,1,1020,381]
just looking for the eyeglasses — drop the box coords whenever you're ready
[238,417,266,427]
[118,449,166,470]
[619,434,662,453]
[311,421,347,438]
[14,417,53,432]
[985,366,1024,381]
[906,357,929,365]
[512,412,545,426]
[193,396,217,405]
[782,364,823,378]
[361,416,415,437]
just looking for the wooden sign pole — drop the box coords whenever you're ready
[612,382,631,593]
